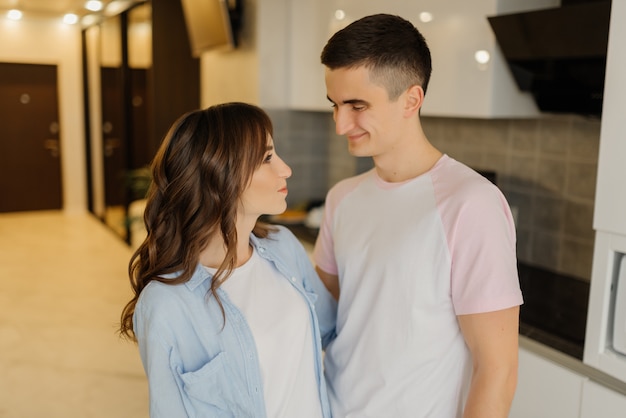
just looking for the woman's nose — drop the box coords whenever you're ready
[277,156,292,178]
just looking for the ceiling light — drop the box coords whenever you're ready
[85,1,104,12]
[474,50,491,64]
[7,9,22,20]
[419,12,433,23]
[63,13,79,24]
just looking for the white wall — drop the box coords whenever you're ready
[0,16,86,213]
[200,0,260,107]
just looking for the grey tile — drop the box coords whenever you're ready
[531,231,561,270]
[511,119,539,152]
[479,119,511,150]
[563,201,595,241]
[538,118,570,156]
[515,226,532,263]
[559,238,594,281]
[570,119,600,161]
[504,190,533,229]
[531,195,564,233]
[535,157,567,195]
[480,151,508,176]
[508,155,537,190]
[566,162,597,200]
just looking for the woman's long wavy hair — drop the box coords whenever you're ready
[119,102,276,341]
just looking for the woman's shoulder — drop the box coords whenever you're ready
[136,267,208,312]
[255,224,298,247]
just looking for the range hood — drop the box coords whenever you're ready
[488,1,611,116]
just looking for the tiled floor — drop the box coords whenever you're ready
[0,211,149,418]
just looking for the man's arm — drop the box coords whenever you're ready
[457,305,520,418]
[316,266,340,300]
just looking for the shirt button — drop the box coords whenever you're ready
[258,247,265,253]
[291,277,297,283]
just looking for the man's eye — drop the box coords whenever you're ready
[353,105,365,111]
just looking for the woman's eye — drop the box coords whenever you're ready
[263,153,273,163]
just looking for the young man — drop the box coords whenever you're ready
[313,14,523,418]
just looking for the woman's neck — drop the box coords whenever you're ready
[198,220,255,268]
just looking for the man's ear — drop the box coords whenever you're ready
[404,84,425,117]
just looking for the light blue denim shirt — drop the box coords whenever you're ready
[133,225,337,418]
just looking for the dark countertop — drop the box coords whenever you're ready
[518,263,589,359]
[276,221,589,360]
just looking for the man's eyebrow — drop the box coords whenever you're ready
[326,96,369,106]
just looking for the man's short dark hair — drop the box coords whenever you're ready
[321,13,432,100]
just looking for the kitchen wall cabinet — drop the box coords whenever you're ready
[284,0,561,117]
[219,0,559,117]
[510,347,585,418]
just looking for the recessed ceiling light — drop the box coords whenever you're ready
[64,13,79,24]
[85,1,104,12]
[419,12,433,23]
[474,50,491,64]
[7,9,23,20]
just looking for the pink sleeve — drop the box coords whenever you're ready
[438,182,523,315]
[313,199,338,275]
[312,175,365,276]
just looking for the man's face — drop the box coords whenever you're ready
[325,66,408,159]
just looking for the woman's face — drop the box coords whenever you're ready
[240,136,292,219]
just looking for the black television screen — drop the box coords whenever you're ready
[180,0,241,57]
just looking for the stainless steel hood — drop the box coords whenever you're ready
[488,1,611,116]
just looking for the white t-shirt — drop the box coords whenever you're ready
[211,249,323,418]
[314,154,523,418]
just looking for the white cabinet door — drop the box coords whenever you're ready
[509,348,586,418]
[580,380,626,418]
[593,0,626,236]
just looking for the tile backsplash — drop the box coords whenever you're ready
[269,108,600,281]
[423,115,600,281]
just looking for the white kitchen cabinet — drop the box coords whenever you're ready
[215,0,561,117]
[580,380,626,418]
[510,347,585,418]
[584,0,626,385]
[286,0,560,117]
[592,0,626,237]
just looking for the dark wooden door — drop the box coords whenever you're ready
[101,66,127,207]
[0,63,62,212]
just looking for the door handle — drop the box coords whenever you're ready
[104,138,121,157]
[43,138,59,158]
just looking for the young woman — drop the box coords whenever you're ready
[119,102,336,418]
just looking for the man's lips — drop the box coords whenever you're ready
[347,132,366,141]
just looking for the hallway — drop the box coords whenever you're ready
[0,211,148,417]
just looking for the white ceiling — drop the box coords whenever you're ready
[0,0,141,18]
